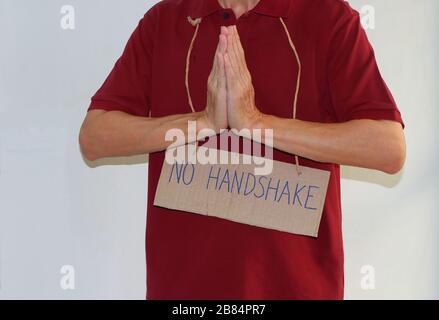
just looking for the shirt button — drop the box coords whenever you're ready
[223,12,231,20]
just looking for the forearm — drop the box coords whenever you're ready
[254,115,406,174]
[79,110,210,161]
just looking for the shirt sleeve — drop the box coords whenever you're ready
[327,5,405,129]
[88,10,156,117]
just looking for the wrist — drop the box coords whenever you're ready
[196,111,209,131]
[247,110,267,131]
[196,111,218,138]
[199,109,225,134]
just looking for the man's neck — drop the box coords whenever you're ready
[218,0,261,18]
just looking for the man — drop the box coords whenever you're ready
[80,0,406,299]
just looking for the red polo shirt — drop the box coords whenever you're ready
[89,0,404,299]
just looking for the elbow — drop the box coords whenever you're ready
[382,137,406,175]
[79,125,100,162]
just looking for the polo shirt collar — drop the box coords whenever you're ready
[187,0,291,19]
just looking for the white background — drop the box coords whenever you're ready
[0,0,438,299]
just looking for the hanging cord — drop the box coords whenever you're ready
[185,16,303,175]
[279,17,302,176]
[185,17,203,113]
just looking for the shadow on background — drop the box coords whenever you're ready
[83,154,149,168]
[341,166,404,188]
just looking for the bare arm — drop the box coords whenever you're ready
[252,116,406,174]
[79,110,209,161]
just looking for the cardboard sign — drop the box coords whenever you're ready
[153,147,330,237]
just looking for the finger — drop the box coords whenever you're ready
[224,53,236,90]
[212,34,227,87]
[233,26,247,70]
[210,57,218,86]
[226,27,241,79]
[218,33,227,55]
[228,27,246,85]
[210,34,222,83]
[217,52,226,91]
[221,26,229,37]
[232,26,251,83]
[230,27,245,76]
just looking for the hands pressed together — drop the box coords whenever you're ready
[202,25,263,133]
[81,25,405,173]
